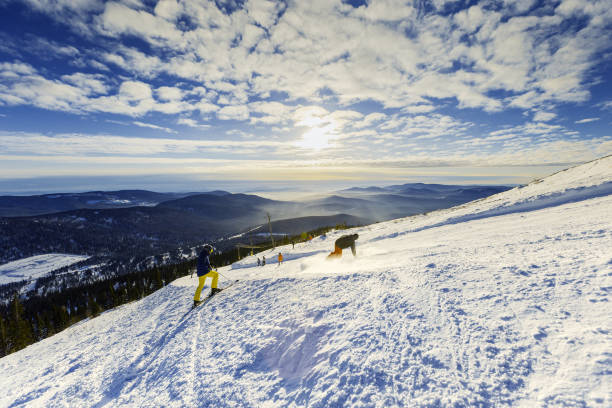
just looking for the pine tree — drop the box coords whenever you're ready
[155,269,163,290]
[88,295,102,317]
[109,284,119,307]
[35,313,47,340]
[10,294,33,352]
[54,305,70,331]
[0,314,8,357]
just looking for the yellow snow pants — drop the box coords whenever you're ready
[194,270,218,301]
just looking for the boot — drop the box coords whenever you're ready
[193,300,202,307]
[210,288,223,296]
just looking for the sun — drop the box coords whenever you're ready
[296,125,335,150]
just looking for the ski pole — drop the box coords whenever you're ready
[217,270,232,280]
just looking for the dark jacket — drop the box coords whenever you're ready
[335,234,358,249]
[196,250,212,277]
[335,234,359,256]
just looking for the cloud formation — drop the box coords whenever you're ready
[0,0,611,184]
[2,1,610,118]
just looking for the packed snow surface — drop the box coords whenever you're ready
[0,254,90,285]
[1,157,611,407]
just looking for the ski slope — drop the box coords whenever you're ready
[1,157,611,407]
[0,254,90,285]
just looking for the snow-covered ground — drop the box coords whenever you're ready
[0,254,90,285]
[1,157,610,407]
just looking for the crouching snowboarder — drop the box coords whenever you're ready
[327,234,359,259]
[193,245,221,307]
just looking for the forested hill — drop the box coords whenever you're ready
[0,190,198,217]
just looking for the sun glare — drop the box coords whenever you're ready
[296,126,334,150]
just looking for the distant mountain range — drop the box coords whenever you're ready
[304,183,511,221]
[0,190,199,217]
[0,183,511,293]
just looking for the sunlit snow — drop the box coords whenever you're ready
[0,157,610,407]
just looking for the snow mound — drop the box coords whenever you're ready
[1,157,611,407]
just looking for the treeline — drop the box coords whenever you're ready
[0,223,354,357]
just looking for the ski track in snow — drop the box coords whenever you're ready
[1,157,611,407]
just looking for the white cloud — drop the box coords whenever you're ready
[2,0,611,147]
[102,46,163,77]
[177,118,210,129]
[132,121,177,134]
[351,0,416,22]
[533,111,557,122]
[154,0,181,21]
[292,106,330,127]
[0,62,37,76]
[0,64,100,112]
[246,0,281,28]
[401,105,437,114]
[0,131,283,157]
[156,86,183,101]
[454,5,486,33]
[574,117,599,124]
[118,80,152,100]
[352,112,387,129]
[596,101,612,110]
[97,2,182,44]
[61,73,108,94]
[216,105,250,121]
[194,101,220,115]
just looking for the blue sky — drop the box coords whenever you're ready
[0,0,611,194]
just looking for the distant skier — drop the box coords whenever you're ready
[262,256,266,266]
[327,234,359,259]
[257,257,261,266]
[278,252,283,266]
[193,245,221,307]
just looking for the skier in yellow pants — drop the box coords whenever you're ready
[194,245,221,306]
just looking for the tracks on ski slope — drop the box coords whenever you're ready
[90,285,194,407]
[176,267,538,407]
[89,283,240,407]
[189,301,203,407]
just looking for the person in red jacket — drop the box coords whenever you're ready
[327,234,359,259]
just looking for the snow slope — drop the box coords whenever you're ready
[0,254,90,285]
[1,157,611,407]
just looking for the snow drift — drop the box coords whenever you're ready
[1,157,611,407]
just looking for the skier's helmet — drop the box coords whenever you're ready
[203,244,214,255]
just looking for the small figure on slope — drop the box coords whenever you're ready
[277,252,283,266]
[193,245,221,307]
[327,234,359,259]
[262,256,266,266]
[257,257,261,266]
